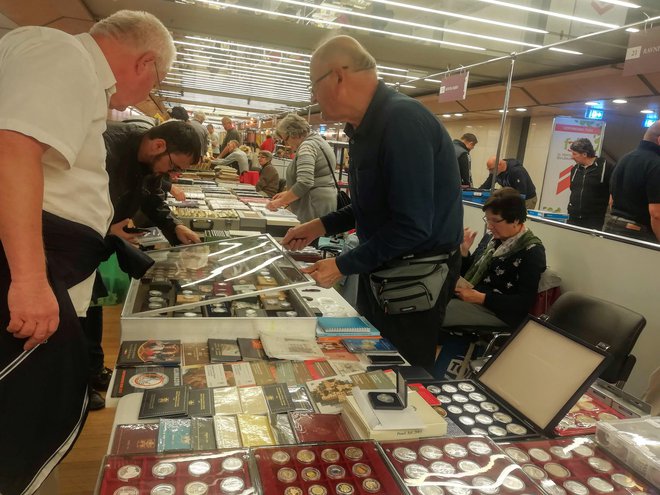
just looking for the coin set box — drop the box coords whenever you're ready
[421,381,537,441]
[98,449,254,495]
[502,438,659,495]
[253,442,403,495]
[379,436,543,495]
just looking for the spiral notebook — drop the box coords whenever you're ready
[316,316,379,336]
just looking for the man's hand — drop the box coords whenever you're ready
[281,219,326,251]
[170,184,186,202]
[109,218,143,245]
[7,277,59,350]
[455,287,486,304]
[302,258,343,288]
[175,225,201,245]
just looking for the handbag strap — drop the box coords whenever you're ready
[316,139,340,190]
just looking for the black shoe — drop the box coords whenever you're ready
[88,388,105,411]
[91,367,113,391]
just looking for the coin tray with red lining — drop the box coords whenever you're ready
[554,393,626,437]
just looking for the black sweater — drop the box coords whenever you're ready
[480,159,537,199]
[568,157,614,220]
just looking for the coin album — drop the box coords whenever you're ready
[420,380,539,441]
[502,438,659,495]
[98,449,254,495]
[380,436,544,495]
[252,442,403,495]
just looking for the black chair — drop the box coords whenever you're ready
[542,291,646,387]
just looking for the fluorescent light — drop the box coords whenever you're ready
[626,27,640,33]
[424,79,443,84]
[442,114,452,118]
[384,82,417,89]
[180,55,309,83]
[641,109,655,114]
[498,109,505,113]
[549,47,583,55]
[598,0,639,7]
[186,35,311,60]
[454,113,463,117]
[516,108,527,112]
[612,99,628,104]
[585,101,600,106]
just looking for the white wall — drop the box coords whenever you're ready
[523,116,555,203]
[463,202,660,399]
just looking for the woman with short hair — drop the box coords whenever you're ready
[267,113,337,222]
[255,150,279,198]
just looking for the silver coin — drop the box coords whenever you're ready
[502,475,525,492]
[563,481,589,495]
[522,464,547,480]
[117,465,141,481]
[549,446,573,460]
[114,488,139,495]
[444,443,469,458]
[574,444,595,457]
[151,484,176,495]
[469,392,487,402]
[419,486,445,495]
[493,412,512,424]
[544,463,571,478]
[587,477,615,493]
[480,402,499,412]
[152,462,177,478]
[222,457,244,472]
[285,311,298,317]
[149,296,166,303]
[506,423,528,435]
[183,312,199,317]
[475,413,493,425]
[452,394,469,403]
[545,486,568,495]
[458,460,480,473]
[610,473,636,488]
[442,384,459,394]
[504,447,530,464]
[430,461,456,475]
[459,415,475,426]
[446,481,472,495]
[188,460,211,477]
[404,463,429,480]
[148,302,164,309]
[438,395,452,404]
[220,476,245,494]
[149,290,163,296]
[587,457,613,473]
[471,428,489,436]
[468,440,492,456]
[393,447,417,462]
[376,393,395,403]
[464,403,481,414]
[184,481,209,495]
[528,448,552,462]
[458,382,476,392]
[472,476,499,495]
[487,425,507,437]
[447,405,463,415]
[427,385,442,395]
[419,445,444,460]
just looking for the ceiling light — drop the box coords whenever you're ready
[424,79,443,84]
[498,109,505,113]
[641,109,655,114]
[549,47,583,55]
[442,114,452,118]
[454,113,463,117]
[585,101,600,106]
[612,99,627,104]
[626,27,640,33]
[195,0,486,51]
[186,35,311,60]
[516,108,527,112]
[598,0,640,7]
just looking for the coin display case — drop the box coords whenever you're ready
[253,441,404,495]
[96,449,255,495]
[502,437,659,495]
[379,436,544,495]
[554,392,625,437]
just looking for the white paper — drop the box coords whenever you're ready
[260,329,324,360]
[353,388,423,431]
[232,362,257,387]
[205,363,228,388]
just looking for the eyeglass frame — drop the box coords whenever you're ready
[482,215,507,225]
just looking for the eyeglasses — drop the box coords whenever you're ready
[167,151,183,172]
[307,69,333,94]
[152,61,163,95]
[482,215,507,225]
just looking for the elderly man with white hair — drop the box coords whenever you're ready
[0,9,175,493]
[190,109,209,159]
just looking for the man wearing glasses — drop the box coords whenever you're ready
[282,35,463,370]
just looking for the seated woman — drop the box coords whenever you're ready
[255,150,279,198]
[442,187,547,330]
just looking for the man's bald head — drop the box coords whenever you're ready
[643,121,660,144]
[487,157,507,173]
[311,35,377,74]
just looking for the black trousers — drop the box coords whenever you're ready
[356,250,461,371]
[567,215,606,230]
[80,305,105,377]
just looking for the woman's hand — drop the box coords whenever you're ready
[461,227,478,257]
[455,287,486,305]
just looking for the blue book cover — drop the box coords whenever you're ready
[342,338,397,353]
[316,316,379,337]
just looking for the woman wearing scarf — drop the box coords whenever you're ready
[442,187,546,329]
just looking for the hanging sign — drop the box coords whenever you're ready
[438,72,469,103]
[623,26,660,76]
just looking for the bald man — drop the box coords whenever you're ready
[282,35,463,369]
[604,121,660,242]
[219,116,241,157]
[481,156,537,209]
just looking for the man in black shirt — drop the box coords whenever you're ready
[453,133,478,187]
[219,116,242,158]
[480,157,537,209]
[604,122,660,243]
[281,35,463,369]
[567,138,614,230]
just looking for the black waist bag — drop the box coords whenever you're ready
[369,253,452,315]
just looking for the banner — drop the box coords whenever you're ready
[623,26,660,76]
[539,117,606,212]
[438,72,469,103]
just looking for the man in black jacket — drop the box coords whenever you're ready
[480,157,537,209]
[567,138,614,230]
[453,133,478,187]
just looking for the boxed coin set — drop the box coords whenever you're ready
[379,436,544,495]
[98,449,254,495]
[252,442,404,495]
[502,438,659,495]
[553,392,625,437]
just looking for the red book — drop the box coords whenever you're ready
[289,412,352,443]
[111,423,159,454]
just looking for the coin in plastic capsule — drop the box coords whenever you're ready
[296,449,316,464]
[528,448,552,463]
[587,477,615,493]
[587,457,614,473]
[419,445,444,460]
[447,405,463,415]
[458,416,475,426]
[504,447,530,464]
[545,485,568,495]
[183,312,199,317]
[188,460,211,477]
[446,480,472,495]
[464,403,481,414]
[458,382,476,392]
[149,290,163,297]
[468,392,487,402]
[418,486,444,495]
[151,484,176,495]
[281,301,292,307]
[404,463,429,480]
[285,311,298,317]
[352,463,372,478]
[471,428,489,436]
[437,395,452,404]
[522,464,547,480]
[272,451,291,465]
[563,480,589,495]
[457,460,480,473]
[222,457,244,472]
[573,444,595,457]
[335,483,354,495]
[480,402,499,412]
[597,412,619,421]
[362,478,381,494]
[114,488,139,495]
[308,484,328,495]
[443,443,468,458]
[301,467,322,482]
[277,468,298,483]
[544,463,571,478]
[326,464,346,479]
[610,473,637,488]
[285,487,304,495]
[549,446,573,460]
[426,385,442,395]
[442,384,458,394]
[467,440,492,456]
[452,394,469,403]
[152,462,177,478]
[502,475,526,492]
[321,448,340,463]
[430,461,456,475]
[506,424,528,435]
[244,309,257,316]
[149,296,166,303]
[393,447,417,462]
[474,413,493,425]
[492,412,512,424]
[487,425,507,437]
[344,446,364,461]
[117,465,141,481]
[472,476,499,495]
[220,476,245,494]
[184,481,209,495]
[148,302,164,309]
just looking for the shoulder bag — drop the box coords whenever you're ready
[318,143,351,210]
